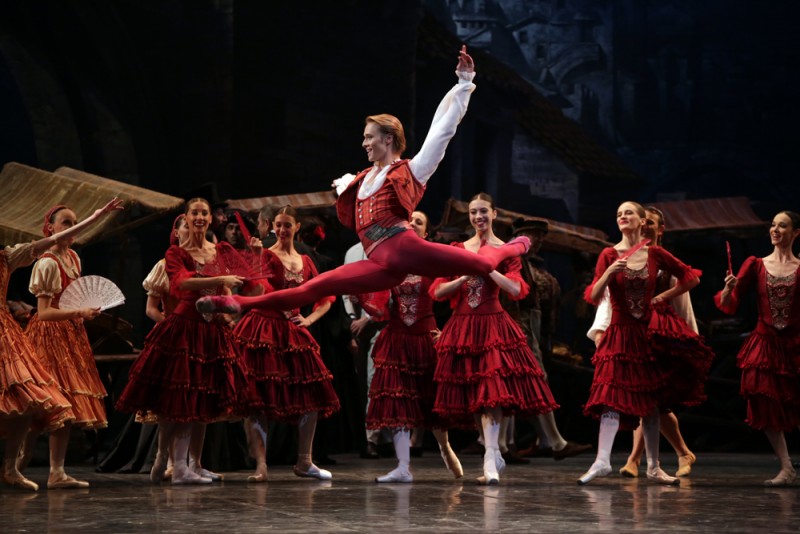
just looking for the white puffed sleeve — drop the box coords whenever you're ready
[142,259,170,297]
[29,257,62,298]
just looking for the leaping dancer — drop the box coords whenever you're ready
[197,46,530,316]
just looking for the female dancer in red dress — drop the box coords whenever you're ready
[232,205,340,482]
[196,47,530,317]
[116,198,261,484]
[589,206,698,478]
[579,201,712,486]
[431,194,559,485]
[366,210,463,483]
[138,214,221,481]
[2,199,121,490]
[715,210,800,486]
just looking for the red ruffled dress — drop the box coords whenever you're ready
[714,257,800,431]
[432,246,559,427]
[133,258,180,425]
[231,250,339,423]
[366,275,443,430]
[116,242,262,422]
[26,249,107,429]
[0,243,74,434]
[584,246,714,429]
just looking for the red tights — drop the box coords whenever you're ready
[235,230,524,311]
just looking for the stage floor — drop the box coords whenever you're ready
[1,452,797,532]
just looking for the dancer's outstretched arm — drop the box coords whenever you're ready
[409,45,476,185]
[31,198,124,257]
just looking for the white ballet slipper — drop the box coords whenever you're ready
[376,467,413,483]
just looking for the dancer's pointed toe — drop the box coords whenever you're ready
[619,460,639,478]
[646,467,680,486]
[763,468,796,487]
[294,464,332,481]
[440,446,464,479]
[675,452,696,477]
[577,462,612,485]
[47,475,89,489]
[376,468,413,483]
[3,473,39,491]
[506,235,531,256]
[196,295,241,315]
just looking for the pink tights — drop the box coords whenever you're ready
[234,230,526,312]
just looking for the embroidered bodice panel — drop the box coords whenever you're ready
[394,275,423,326]
[766,271,796,331]
[623,265,650,319]
[465,275,486,309]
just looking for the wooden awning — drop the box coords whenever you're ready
[440,198,611,254]
[649,197,767,234]
[0,162,184,246]
[226,191,337,213]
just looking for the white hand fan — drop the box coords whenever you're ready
[59,275,126,311]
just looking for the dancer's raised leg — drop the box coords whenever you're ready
[197,232,530,314]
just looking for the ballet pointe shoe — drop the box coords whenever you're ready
[646,466,680,486]
[47,472,89,489]
[495,449,506,475]
[293,464,333,481]
[619,459,639,478]
[479,449,500,486]
[763,468,796,487]
[376,467,413,483]
[3,472,39,492]
[190,460,223,481]
[675,452,696,477]
[577,461,612,485]
[440,446,464,479]
[506,236,531,255]
[248,464,268,483]
[150,453,168,483]
[195,295,241,315]
[171,466,212,485]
